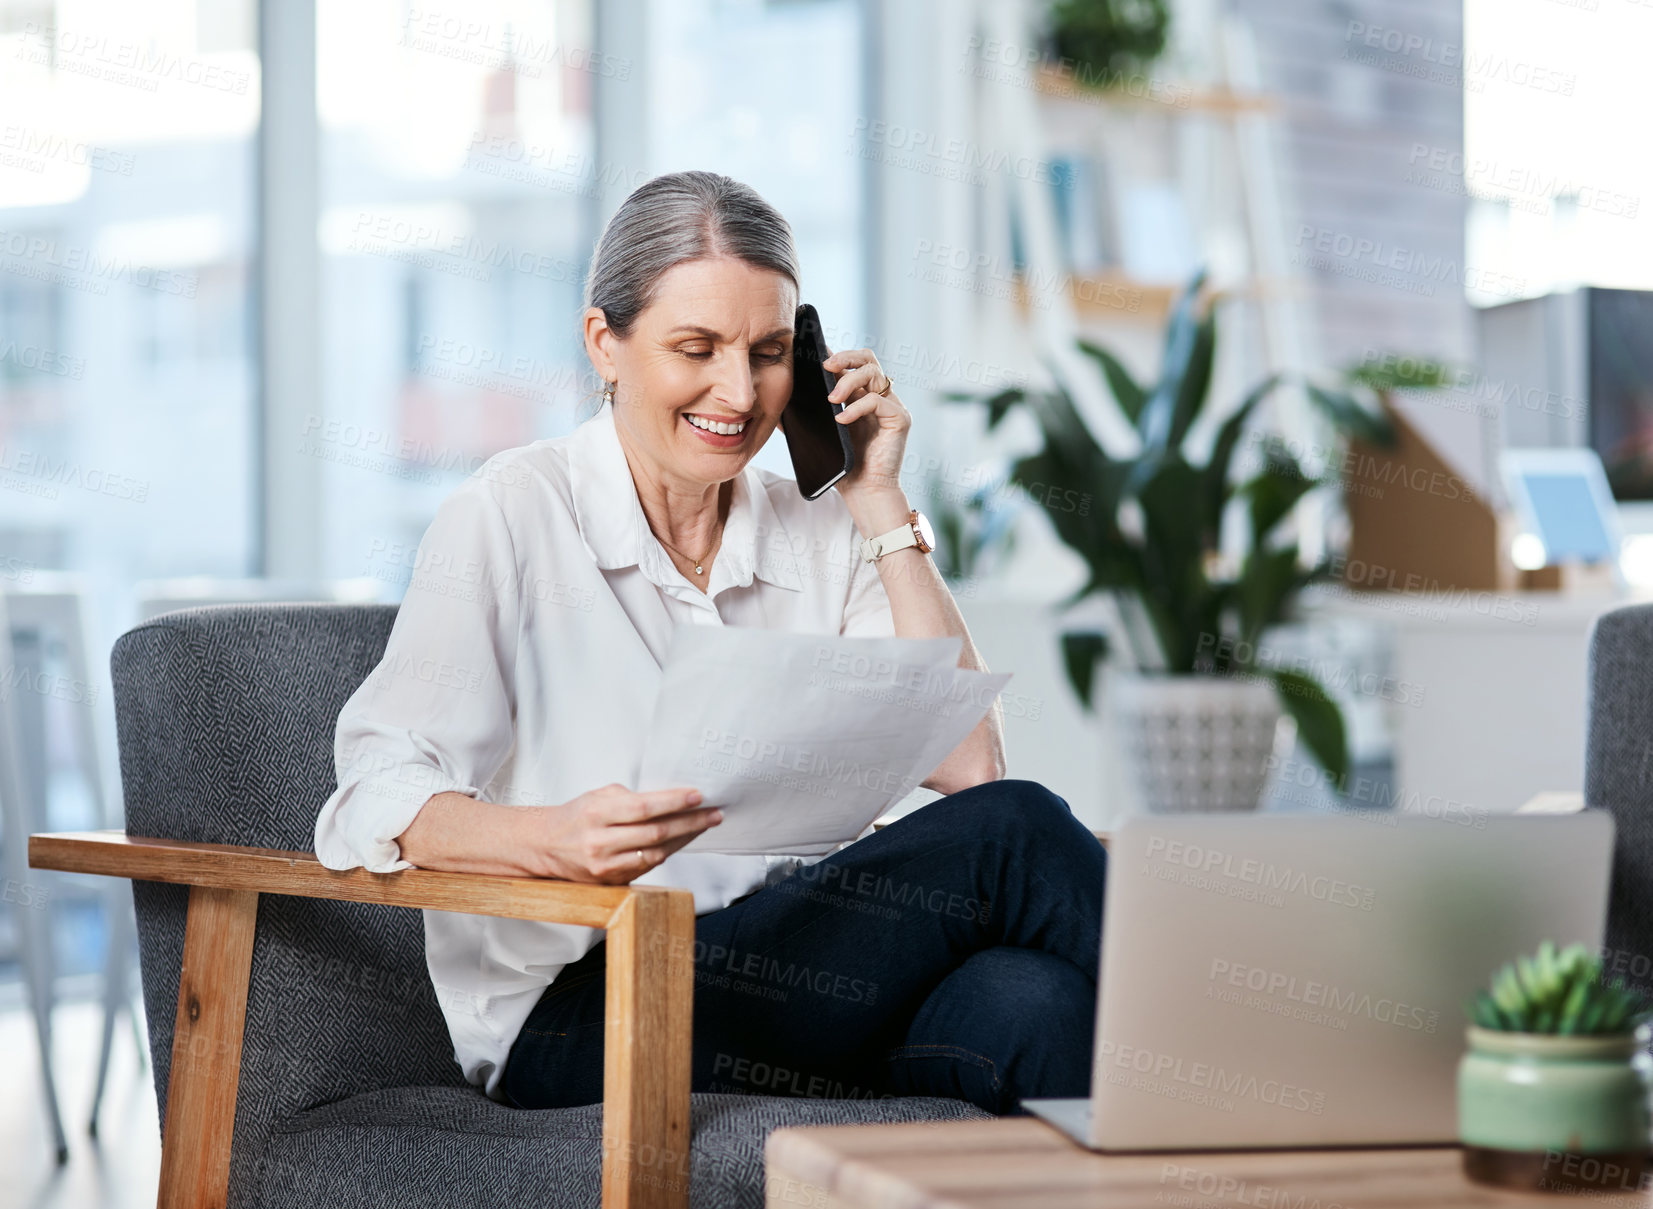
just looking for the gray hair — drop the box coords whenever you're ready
[583,170,800,338]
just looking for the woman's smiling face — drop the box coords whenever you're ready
[587,255,798,488]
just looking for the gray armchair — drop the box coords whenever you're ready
[30,603,988,1209]
[1586,602,1653,976]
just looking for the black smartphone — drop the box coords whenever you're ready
[780,303,855,500]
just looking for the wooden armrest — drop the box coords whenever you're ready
[1515,792,1586,815]
[28,830,638,927]
[29,830,692,1209]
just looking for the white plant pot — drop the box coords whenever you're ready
[1106,673,1283,813]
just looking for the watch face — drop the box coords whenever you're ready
[912,511,936,553]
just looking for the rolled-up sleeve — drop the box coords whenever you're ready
[314,481,522,872]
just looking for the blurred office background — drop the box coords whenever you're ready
[2,0,1650,1203]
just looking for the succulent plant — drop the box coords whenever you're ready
[1468,941,1652,1036]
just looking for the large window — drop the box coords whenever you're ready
[0,0,259,631]
[0,0,868,612]
[0,0,260,994]
[1463,0,1653,302]
[308,0,867,570]
[315,0,600,589]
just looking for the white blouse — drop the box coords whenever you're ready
[313,401,897,1098]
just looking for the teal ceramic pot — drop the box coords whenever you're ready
[1459,1024,1653,1193]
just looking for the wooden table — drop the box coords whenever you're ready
[764,1117,1653,1207]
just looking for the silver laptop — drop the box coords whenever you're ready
[1025,811,1615,1149]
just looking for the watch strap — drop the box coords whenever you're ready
[861,511,924,562]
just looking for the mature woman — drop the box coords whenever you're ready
[315,170,1107,1115]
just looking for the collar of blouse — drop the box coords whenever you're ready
[565,402,805,594]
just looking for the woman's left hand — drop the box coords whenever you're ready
[825,347,910,500]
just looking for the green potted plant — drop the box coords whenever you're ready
[1461,941,1653,1193]
[1043,0,1171,90]
[946,269,1407,809]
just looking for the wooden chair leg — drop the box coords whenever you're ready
[157,886,258,1209]
[602,890,696,1209]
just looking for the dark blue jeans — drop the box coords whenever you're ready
[501,779,1106,1116]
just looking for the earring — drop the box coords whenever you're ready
[601,380,615,408]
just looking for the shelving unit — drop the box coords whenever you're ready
[1018,27,1310,335]
[970,5,1330,549]
[1012,272,1312,322]
[1032,63,1280,114]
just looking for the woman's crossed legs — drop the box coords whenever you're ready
[503,778,1107,1115]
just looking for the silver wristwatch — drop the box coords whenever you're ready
[860,510,936,562]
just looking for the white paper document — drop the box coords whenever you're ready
[636,627,1010,856]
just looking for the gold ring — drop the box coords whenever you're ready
[877,374,894,397]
